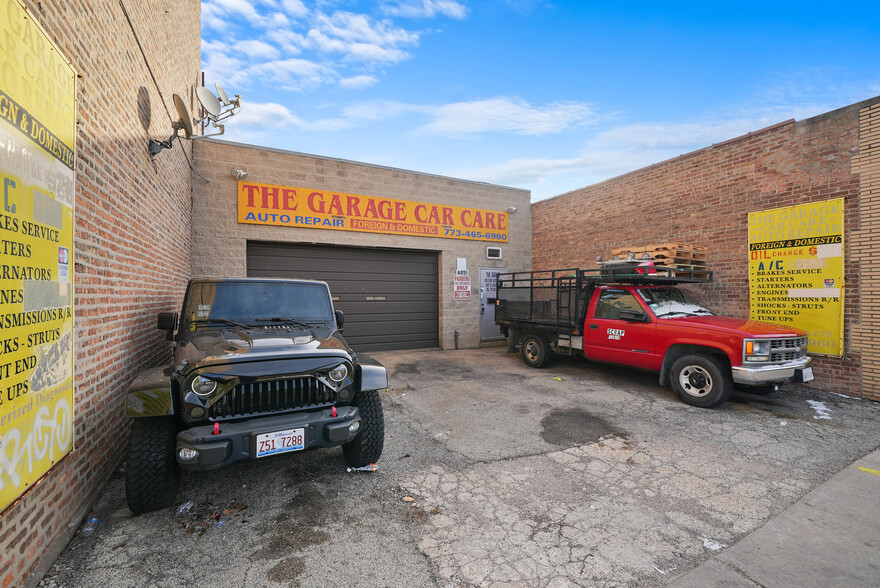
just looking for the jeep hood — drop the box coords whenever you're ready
[175,326,352,368]
[660,315,807,338]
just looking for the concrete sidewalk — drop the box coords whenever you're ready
[670,449,880,587]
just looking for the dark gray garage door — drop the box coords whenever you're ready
[247,242,439,351]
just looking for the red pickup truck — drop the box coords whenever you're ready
[495,267,813,408]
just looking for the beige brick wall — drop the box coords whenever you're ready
[851,101,880,401]
[191,139,532,349]
[1,2,199,586]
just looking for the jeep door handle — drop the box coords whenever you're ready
[589,324,598,329]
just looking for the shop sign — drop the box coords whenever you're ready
[237,181,509,243]
[454,269,471,300]
[748,198,844,356]
[0,0,77,513]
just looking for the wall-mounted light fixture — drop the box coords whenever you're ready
[507,207,518,214]
[230,169,248,179]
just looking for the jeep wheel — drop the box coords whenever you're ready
[670,354,733,408]
[343,389,384,467]
[521,334,552,368]
[125,417,179,514]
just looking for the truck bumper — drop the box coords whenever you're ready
[731,357,813,386]
[175,406,360,471]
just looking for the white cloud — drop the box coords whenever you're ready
[419,97,598,136]
[233,40,281,60]
[339,74,379,89]
[380,1,469,19]
[304,11,420,63]
[249,58,337,90]
[235,101,306,129]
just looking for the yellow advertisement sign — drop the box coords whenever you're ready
[1,0,76,513]
[238,181,510,242]
[748,199,844,356]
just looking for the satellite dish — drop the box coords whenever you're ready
[196,86,222,119]
[216,83,230,105]
[172,94,194,138]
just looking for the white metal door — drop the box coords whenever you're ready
[479,267,506,340]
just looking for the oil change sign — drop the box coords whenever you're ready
[238,181,509,243]
[0,0,77,513]
[748,199,844,356]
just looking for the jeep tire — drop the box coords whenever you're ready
[343,389,385,467]
[670,354,733,408]
[125,416,179,514]
[522,334,552,368]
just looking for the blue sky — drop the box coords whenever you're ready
[201,1,880,201]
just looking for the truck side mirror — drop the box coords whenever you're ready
[334,309,344,331]
[619,310,650,323]
[157,312,178,340]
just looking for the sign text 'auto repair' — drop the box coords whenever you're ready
[238,182,509,243]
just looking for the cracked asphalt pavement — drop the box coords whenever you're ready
[40,347,880,587]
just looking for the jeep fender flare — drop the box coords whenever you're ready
[659,343,734,386]
[125,365,176,418]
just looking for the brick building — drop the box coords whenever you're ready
[532,98,880,401]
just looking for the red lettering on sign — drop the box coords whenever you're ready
[378,200,393,220]
[461,210,472,227]
[346,196,361,217]
[485,212,496,229]
[243,184,260,207]
[328,194,344,216]
[498,214,508,230]
[308,191,325,213]
[442,207,453,225]
[282,189,298,211]
[415,204,427,223]
[395,202,407,221]
[363,199,379,219]
[261,186,280,209]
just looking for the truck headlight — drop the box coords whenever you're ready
[328,364,348,383]
[191,376,218,396]
[745,340,771,362]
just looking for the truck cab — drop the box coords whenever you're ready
[497,268,813,408]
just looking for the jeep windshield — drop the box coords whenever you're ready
[182,282,333,328]
[637,287,713,318]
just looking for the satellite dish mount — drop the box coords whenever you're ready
[148,94,194,166]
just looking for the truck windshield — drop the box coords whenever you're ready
[182,282,333,327]
[637,287,713,318]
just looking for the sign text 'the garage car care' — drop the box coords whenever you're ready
[237,181,509,243]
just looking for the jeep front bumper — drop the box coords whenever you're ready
[731,357,812,386]
[175,406,360,471]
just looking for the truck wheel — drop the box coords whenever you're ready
[670,354,732,408]
[343,389,385,467]
[522,334,552,368]
[125,417,179,514]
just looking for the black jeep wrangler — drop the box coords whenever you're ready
[124,278,386,514]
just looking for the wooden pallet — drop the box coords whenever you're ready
[612,243,708,263]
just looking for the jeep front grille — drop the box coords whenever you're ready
[209,377,337,420]
[769,337,808,363]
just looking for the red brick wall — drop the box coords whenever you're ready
[533,98,880,399]
[0,2,198,587]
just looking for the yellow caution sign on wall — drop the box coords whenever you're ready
[0,0,77,513]
[748,199,844,356]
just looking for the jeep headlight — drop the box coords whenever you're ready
[745,340,771,362]
[328,364,348,383]
[191,375,218,396]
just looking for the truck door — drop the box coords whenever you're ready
[586,287,657,370]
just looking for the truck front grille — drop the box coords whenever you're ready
[769,337,808,362]
[209,377,337,420]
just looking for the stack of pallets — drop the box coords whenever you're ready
[609,243,709,278]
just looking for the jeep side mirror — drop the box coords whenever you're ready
[334,309,344,331]
[619,310,650,323]
[157,312,178,340]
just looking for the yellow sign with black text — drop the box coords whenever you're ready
[1,0,77,513]
[238,181,510,242]
[748,199,844,356]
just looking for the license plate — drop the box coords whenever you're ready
[256,428,305,458]
[801,367,814,382]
